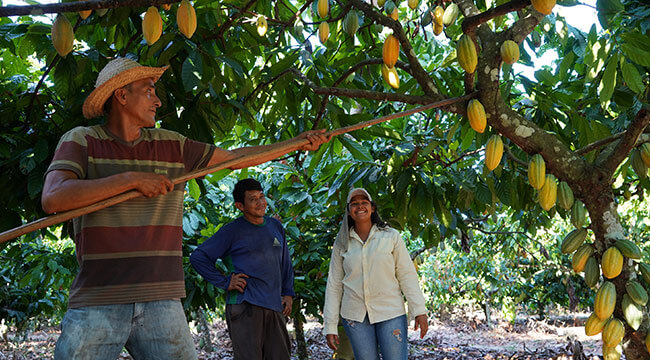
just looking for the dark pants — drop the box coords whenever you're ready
[225,302,291,360]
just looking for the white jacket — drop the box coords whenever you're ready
[322,224,427,335]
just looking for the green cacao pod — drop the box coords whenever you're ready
[584,256,600,288]
[585,312,608,336]
[539,174,557,211]
[531,0,555,15]
[500,40,519,64]
[602,247,623,279]
[467,99,486,133]
[622,294,643,330]
[52,14,74,57]
[457,34,477,74]
[631,148,648,179]
[639,263,650,284]
[560,228,587,254]
[641,143,650,167]
[557,181,574,210]
[615,239,641,260]
[572,244,594,273]
[531,31,542,47]
[571,200,587,228]
[143,7,163,45]
[626,280,648,306]
[602,318,625,347]
[485,135,503,171]
[595,281,616,320]
[343,11,359,37]
[96,8,109,16]
[602,343,622,360]
[442,3,459,25]
[528,154,546,190]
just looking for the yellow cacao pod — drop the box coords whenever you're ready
[162,4,172,11]
[500,40,519,65]
[646,333,650,355]
[390,7,398,20]
[433,23,443,36]
[381,64,399,89]
[539,174,557,211]
[557,181,574,210]
[78,0,92,20]
[602,247,623,279]
[177,0,197,39]
[640,143,650,167]
[408,0,419,10]
[531,0,555,15]
[383,34,399,67]
[485,135,503,171]
[318,0,329,18]
[467,100,486,133]
[584,312,608,336]
[457,34,477,74]
[433,6,444,26]
[602,318,624,347]
[595,281,616,320]
[256,15,268,36]
[528,154,546,190]
[602,343,622,360]
[442,3,459,26]
[572,244,594,273]
[143,7,163,45]
[52,14,74,58]
[377,0,386,7]
[318,22,329,44]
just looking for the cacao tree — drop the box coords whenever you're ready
[1,0,649,358]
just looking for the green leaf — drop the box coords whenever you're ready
[621,61,645,94]
[598,53,618,108]
[621,44,650,67]
[338,136,373,161]
[188,179,201,201]
[182,51,202,92]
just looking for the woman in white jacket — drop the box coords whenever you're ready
[323,188,428,360]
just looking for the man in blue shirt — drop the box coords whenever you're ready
[190,178,294,359]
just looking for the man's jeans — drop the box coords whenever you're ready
[54,299,197,360]
[341,314,408,360]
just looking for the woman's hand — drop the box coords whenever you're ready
[326,334,339,351]
[414,314,428,339]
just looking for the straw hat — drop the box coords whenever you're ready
[82,58,169,119]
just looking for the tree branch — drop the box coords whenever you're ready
[504,143,528,167]
[462,0,529,34]
[575,131,625,155]
[502,9,544,44]
[210,0,258,41]
[600,109,650,178]
[0,0,178,17]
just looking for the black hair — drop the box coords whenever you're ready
[233,178,263,204]
[347,200,389,230]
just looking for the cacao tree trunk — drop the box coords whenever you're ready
[293,298,308,360]
[197,307,213,352]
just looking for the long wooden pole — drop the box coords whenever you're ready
[0,93,474,244]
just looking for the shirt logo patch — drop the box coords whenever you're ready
[272,238,281,247]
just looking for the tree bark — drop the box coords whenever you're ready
[293,298,308,360]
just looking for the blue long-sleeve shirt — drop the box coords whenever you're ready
[189,216,294,313]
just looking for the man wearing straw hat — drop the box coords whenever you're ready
[41,57,329,359]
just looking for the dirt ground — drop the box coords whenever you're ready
[0,311,606,359]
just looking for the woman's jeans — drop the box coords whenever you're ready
[341,314,408,360]
[54,299,197,360]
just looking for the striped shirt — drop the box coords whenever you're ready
[46,125,215,308]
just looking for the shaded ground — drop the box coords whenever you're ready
[0,311,606,359]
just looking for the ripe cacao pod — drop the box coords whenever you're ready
[177,0,197,39]
[531,0,555,15]
[381,64,399,89]
[572,244,594,273]
[602,318,624,347]
[343,11,359,37]
[78,0,92,20]
[602,247,623,279]
[433,6,444,26]
[383,35,399,67]
[408,0,419,10]
[442,3,459,25]
[433,23,443,36]
[594,281,616,320]
[52,14,74,58]
[457,34,477,74]
[584,257,599,288]
[626,280,648,306]
[561,228,587,254]
[318,22,329,44]
[318,0,329,18]
[389,6,398,20]
[640,143,650,167]
[615,239,641,260]
[143,7,163,45]
[467,99,486,133]
[485,135,503,171]
[631,148,648,179]
[557,181,574,210]
[622,294,643,330]
[500,40,519,65]
[571,200,587,228]
[639,263,650,284]
[602,343,622,360]
[539,174,557,211]
[256,15,268,36]
[162,4,172,10]
[528,154,546,190]
[646,333,650,355]
[584,312,608,336]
